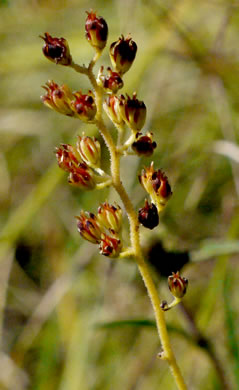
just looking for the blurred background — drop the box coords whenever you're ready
[1,0,239,389]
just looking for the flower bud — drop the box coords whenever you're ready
[168,272,188,299]
[76,212,102,244]
[100,67,123,93]
[76,135,101,169]
[85,11,108,50]
[103,95,123,125]
[110,35,137,75]
[132,132,157,157]
[41,81,75,116]
[99,233,122,258]
[138,200,159,230]
[40,32,72,65]
[97,202,122,232]
[72,91,96,122]
[139,163,172,211]
[118,93,146,132]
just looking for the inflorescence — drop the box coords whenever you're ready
[40,9,188,311]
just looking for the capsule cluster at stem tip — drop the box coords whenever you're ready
[40,9,173,255]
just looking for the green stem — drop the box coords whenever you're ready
[73,55,187,390]
[94,88,187,390]
[97,116,187,390]
[117,132,136,153]
[114,122,126,147]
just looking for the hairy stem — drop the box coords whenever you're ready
[97,115,187,390]
[93,79,186,390]
[73,56,187,389]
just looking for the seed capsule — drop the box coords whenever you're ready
[40,32,72,65]
[55,144,95,190]
[138,200,159,230]
[55,144,80,172]
[100,67,123,93]
[168,272,188,299]
[41,81,75,116]
[99,233,122,258]
[77,135,101,169]
[103,95,123,125]
[72,91,96,122]
[132,132,157,157]
[118,93,146,132]
[76,212,102,244]
[97,202,122,232]
[139,162,172,211]
[85,10,108,50]
[110,35,137,75]
[68,163,96,190]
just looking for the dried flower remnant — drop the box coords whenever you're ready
[72,91,97,122]
[138,200,159,229]
[118,93,146,132]
[76,212,102,244]
[99,232,122,258]
[97,202,122,232]
[41,81,75,116]
[110,35,137,75]
[168,271,188,299]
[40,32,72,65]
[85,10,108,50]
[77,135,101,169]
[132,132,157,157]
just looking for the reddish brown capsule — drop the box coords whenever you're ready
[138,200,159,230]
[132,132,157,157]
[41,81,75,116]
[168,271,188,299]
[40,32,72,65]
[118,93,146,132]
[55,144,80,172]
[139,163,172,211]
[101,67,123,93]
[68,163,95,190]
[76,212,102,244]
[72,91,96,122]
[99,233,122,258]
[110,35,137,75]
[85,11,108,50]
[55,144,95,190]
[151,169,172,200]
[97,202,122,232]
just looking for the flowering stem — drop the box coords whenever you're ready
[98,116,187,390]
[73,59,187,390]
[93,87,186,390]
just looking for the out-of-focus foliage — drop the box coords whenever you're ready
[1,0,239,389]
